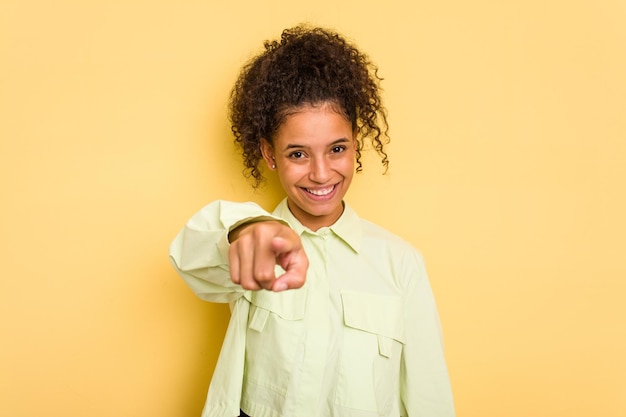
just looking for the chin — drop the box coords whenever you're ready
[307,202,343,217]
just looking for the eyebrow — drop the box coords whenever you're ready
[283,137,350,150]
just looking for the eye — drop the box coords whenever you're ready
[331,145,347,153]
[288,151,305,159]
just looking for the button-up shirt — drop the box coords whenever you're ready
[169,199,455,417]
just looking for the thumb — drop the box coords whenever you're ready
[271,267,307,291]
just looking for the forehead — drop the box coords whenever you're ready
[274,104,353,146]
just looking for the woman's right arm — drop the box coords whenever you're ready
[169,200,308,303]
[169,200,283,303]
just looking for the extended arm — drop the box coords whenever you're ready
[169,200,308,303]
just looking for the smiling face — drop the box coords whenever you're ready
[261,103,356,231]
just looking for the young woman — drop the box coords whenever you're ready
[169,25,455,417]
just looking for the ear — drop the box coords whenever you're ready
[260,138,276,170]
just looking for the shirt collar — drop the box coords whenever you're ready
[272,198,363,253]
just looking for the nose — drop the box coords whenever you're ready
[309,156,331,183]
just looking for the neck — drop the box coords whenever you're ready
[286,200,344,232]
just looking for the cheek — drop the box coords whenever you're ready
[342,153,357,172]
[277,164,305,183]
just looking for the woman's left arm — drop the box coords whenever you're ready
[399,249,456,417]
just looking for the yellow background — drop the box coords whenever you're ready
[1,1,624,416]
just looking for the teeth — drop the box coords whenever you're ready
[306,186,334,196]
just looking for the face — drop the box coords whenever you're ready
[261,103,356,231]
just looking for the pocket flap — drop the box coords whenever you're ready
[340,291,405,343]
[245,286,307,321]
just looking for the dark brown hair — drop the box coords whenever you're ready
[229,25,389,187]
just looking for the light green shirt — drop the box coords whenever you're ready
[169,199,455,417]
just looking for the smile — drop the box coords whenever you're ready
[304,185,335,196]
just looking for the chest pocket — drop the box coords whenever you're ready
[337,291,405,416]
[245,285,307,325]
[242,286,308,402]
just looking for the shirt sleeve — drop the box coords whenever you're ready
[168,200,287,303]
[400,248,456,416]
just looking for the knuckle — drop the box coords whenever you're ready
[254,269,275,284]
[240,279,259,291]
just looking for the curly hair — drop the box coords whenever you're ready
[228,24,390,187]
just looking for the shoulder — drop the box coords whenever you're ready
[359,218,425,263]
[355,218,430,293]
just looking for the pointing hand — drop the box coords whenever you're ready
[228,221,309,292]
